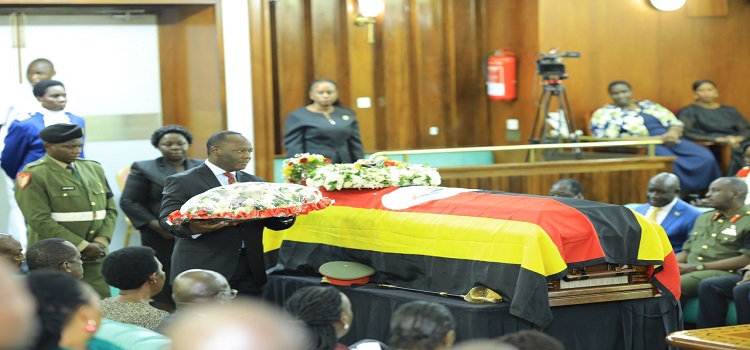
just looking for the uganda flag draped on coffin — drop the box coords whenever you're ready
[264,186,680,327]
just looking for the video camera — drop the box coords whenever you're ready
[536,49,581,80]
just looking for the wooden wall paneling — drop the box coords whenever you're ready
[380,0,416,149]
[346,0,376,152]
[249,0,276,181]
[410,0,445,149]
[157,4,224,158]
[310,0,346,91]
[657,0,750,115]
[273,0,311,156]
[687,0,728,17]
[480,0,539,146]
[447,1,489,147]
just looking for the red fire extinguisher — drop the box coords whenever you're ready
[483,48,517,101]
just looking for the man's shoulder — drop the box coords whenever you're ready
[167,163,207,180]
[239,171,266,183]
[23,157,52,172]
[75,158,104,169]
[674,199,703,216]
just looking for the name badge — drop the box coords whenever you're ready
[61,186,75,190]
[722,225,737,236]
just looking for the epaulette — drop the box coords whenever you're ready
[75,158,101,165]
[24,158,46,168]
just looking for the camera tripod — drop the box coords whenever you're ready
[528,79,583,160]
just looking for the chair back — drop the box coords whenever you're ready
[116,166,131,190]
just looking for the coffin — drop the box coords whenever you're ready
[263,186,680,327]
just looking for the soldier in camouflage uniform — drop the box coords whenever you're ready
[678,177,750,299]
[14,123,116,297]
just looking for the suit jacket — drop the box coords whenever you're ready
[158,163,294,285]
[283,106,364,163]
[636,198,701,253]
[120,157,203,232]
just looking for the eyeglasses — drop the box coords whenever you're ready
[215,289,238,299]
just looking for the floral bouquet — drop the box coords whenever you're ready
[166,182,332,225]
[282,153,332,184]
[306,157,441,191]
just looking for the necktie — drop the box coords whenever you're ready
[648,207,661,221]
[224,172,237,184]
[67,164,82,182]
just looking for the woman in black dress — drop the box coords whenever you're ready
[678,79,750,174]
[284,79,364,164]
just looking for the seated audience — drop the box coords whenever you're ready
[26,238,84,278]
[634,173,702,252]
[0,233,24,272]
[697,261,750,328]
[165,300,307,350]
[284,286,353,350]
[155,269,235,333]
[678,79,750,175]
[677,177,750,299]
[388,300,456,350]
[495,330,565,350]
[26,270,123,350]
[590,80,721,192]
[0,261,35,350]
[100,246,168,330]
[548,178,584,199]
[736,145,750,204]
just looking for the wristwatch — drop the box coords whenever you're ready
[696,264,705,271]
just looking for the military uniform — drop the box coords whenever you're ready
[680,205,750,298]
[15,154,116,297]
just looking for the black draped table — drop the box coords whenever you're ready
[265,275,682,350]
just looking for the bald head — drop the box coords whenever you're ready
[704,177,749,212]
[646,172,680,208]
[166,300,307,350]
[0,234,24,270]
[549,178,583,199]
[172,269,231,309]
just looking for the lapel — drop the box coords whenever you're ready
[195,164,222,188]
[660,200,685,230]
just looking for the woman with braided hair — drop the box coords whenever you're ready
[284,285,354,350]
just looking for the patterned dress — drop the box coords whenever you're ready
[590,100,721,191]
[99,298,169,330]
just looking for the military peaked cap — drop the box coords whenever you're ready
[39,123,83,143]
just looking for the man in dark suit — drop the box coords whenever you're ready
[159,131,294,296]
[635,172,702,252]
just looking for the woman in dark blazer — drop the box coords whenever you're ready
[120,125,203,311]
[284,79,364,163]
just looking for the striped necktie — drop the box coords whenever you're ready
[224,172,237,184]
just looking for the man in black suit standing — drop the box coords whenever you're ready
[159,131,294,296]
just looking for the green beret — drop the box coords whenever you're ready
[319,261,375,286]
[39,124,83,143]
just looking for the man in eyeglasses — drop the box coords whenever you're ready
[155,269,236,334]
